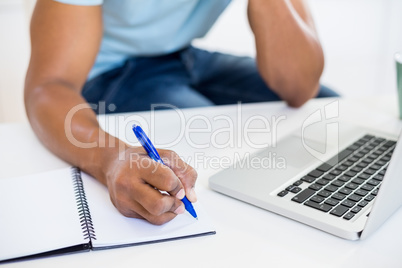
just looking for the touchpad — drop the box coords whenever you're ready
[257,135,324,170]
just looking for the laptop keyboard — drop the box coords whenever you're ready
[277,134,396,221]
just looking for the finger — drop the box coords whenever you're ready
[114,197,182,225]
[159,150,198,202]
[131,181,185,217]
[138,157,185,199]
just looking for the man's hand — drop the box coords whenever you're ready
[105,147,198,225]
[248,0,324,107]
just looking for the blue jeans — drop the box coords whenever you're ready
[82,46,339,114]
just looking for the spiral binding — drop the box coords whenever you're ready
[71,167,96,241]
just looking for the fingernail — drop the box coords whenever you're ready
[188,188,197,202]
[176,189,185,199]
[174,204,185,215]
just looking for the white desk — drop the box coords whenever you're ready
[1,96,402,267]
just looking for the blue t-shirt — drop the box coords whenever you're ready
[54,0,231,80]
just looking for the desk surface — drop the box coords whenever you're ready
[1,96,402,268]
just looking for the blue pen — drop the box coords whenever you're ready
[132,124,198,219]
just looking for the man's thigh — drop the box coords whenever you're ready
[82,55,213,113]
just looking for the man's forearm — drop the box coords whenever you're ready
[24,82,120,185]
[248,0,324,107]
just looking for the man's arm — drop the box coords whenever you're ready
[248,0,324,107]
[25,0,197,225]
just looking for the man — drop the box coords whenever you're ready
[24,0,337,225]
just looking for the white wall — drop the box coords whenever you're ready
[0,0,30,123]
[1,0,402,123]
[195,0,402,97]
[310,0,402,97]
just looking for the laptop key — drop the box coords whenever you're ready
[374,137,385,143]
[286,185,296,191]
[293,180,303,186]
[323,174,336,181]
[372,174,384,181]
[366,145,375,151]
[347,194,362,202]
[330,169,342,176]
[277,190,288,197]
[364,169,376,175]
[343,212,355,220]
[338,187,353,195]
[358,173,370,180]
[347,145,359,151]
[367,179,380,186]
[316,179,330,186]
[345,183,359,190]
[336,165,348,172]
[364,195,375,202]
[345,171,357,177]
[324,198,339,206]
[291,188,315,203]
[304,201,332,212]
[343,160,354,167]
[369,164,382,170]
[351,178,365,185]
[301,175,316,183]
[362,134,375,140]
[290,187,302,193]
[309,184,322,191]
[354,140,367,146]
[350,166,363,173]
[326,149,353,166]
[381,156,391,162]
[349,156,359,162]
[330,205,349,217]
[308,170,324,178]
[316,163,332,172]
[332,192,346,200]
[362,158,374,164]
[341,200,356,208]
[351,206,362,213]
[317,190,331,198]
[358,201,369,207]
[383,140,396,147]
[354,189,368,196]
[360,148,370,154]
[361,184,374,191]
[331,180,345,187]
[357,162,368,168]
[338,176,352,182]
[310,195,325,203]
[376,160,387,166]
[372,188,379,196]
[324,185,338,192]
[354,152,365,158]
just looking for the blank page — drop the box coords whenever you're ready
[0,168,87,261]
[80,172,215,249]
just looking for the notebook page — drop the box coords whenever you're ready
[81,173,215,248]
[0,168,88,261]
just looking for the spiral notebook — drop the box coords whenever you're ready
[0,167,215,263]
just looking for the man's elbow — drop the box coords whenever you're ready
[269,77,321,108]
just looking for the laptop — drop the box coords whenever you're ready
[209,119,402,240]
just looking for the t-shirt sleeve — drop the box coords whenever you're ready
[53,0,103,5]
